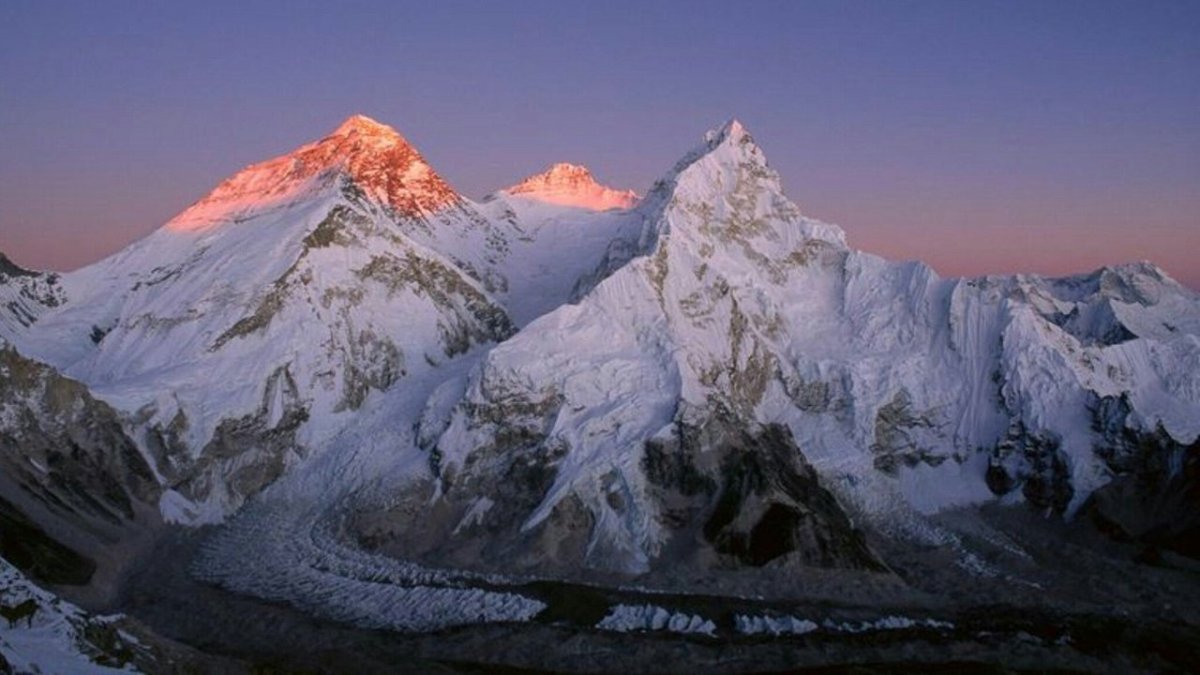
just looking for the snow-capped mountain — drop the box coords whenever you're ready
[476,168,646,326]
[502,162,638,211]
[1,115,1198,663]
[0,116,656,526]
[374,120,1200,577]
[4,116,529,523]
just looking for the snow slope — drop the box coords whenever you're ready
[0,253,65,344]
[15,122,518,522]
[0,559,143,673]
[2,116,647,525]
[412,119,1200,575]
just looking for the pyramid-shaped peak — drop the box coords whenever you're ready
[639,116,846,246]
[511,163,600,192]
[651,117,769,198]
[705,118,752,147]
[506,162,637,211]
[166,115,458,232]
[331,114,401,139]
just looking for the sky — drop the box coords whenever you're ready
[1,0,1197,288]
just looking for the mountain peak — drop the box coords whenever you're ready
[638,117,846,250]
[709,118,749,145]
[504,162,637,211]
[510,163,598,193]
[331,114,399,139]
[167,115,459,232]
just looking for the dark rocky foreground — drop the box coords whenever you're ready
[105,504,1200,674]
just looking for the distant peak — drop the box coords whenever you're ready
[649,117,769,199]
[331,114,400,139]
[544,162,594,178]
[704,118,752,148]
[166,115,458,232]
[504,162,638,211]
[510,163,598,192]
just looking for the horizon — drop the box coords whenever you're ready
[1,1,1197,288]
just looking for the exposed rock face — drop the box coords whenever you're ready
[869,389,949,476]
[984,422,1074,514]
[0,252,65,341]
[167,114,460,233]
[1083,393,1200,558]
[643,421,883,571]
[358,415,881,579]
[0,342,159,586]
[152,365,311,521]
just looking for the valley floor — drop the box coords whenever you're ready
[110,504,1200,674]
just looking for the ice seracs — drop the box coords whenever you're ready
[503,162,638,211]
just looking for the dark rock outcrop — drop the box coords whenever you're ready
[644,420,886,571]
[0,343,160,587]
[1084,393,1200,559]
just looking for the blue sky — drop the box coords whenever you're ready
[1,0,1197,285]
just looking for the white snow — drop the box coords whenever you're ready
[189,348,547,633]
[424,119,1200,571]
[0,560,141,674]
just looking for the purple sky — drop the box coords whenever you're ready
[1,1,1197,288]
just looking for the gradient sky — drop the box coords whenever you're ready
[1,1,1197,288]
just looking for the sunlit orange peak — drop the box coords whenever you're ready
[166,114,459,232]
[331,113,402,139]
[506,162,638,211]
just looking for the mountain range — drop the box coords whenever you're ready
[1,114,1198,672]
